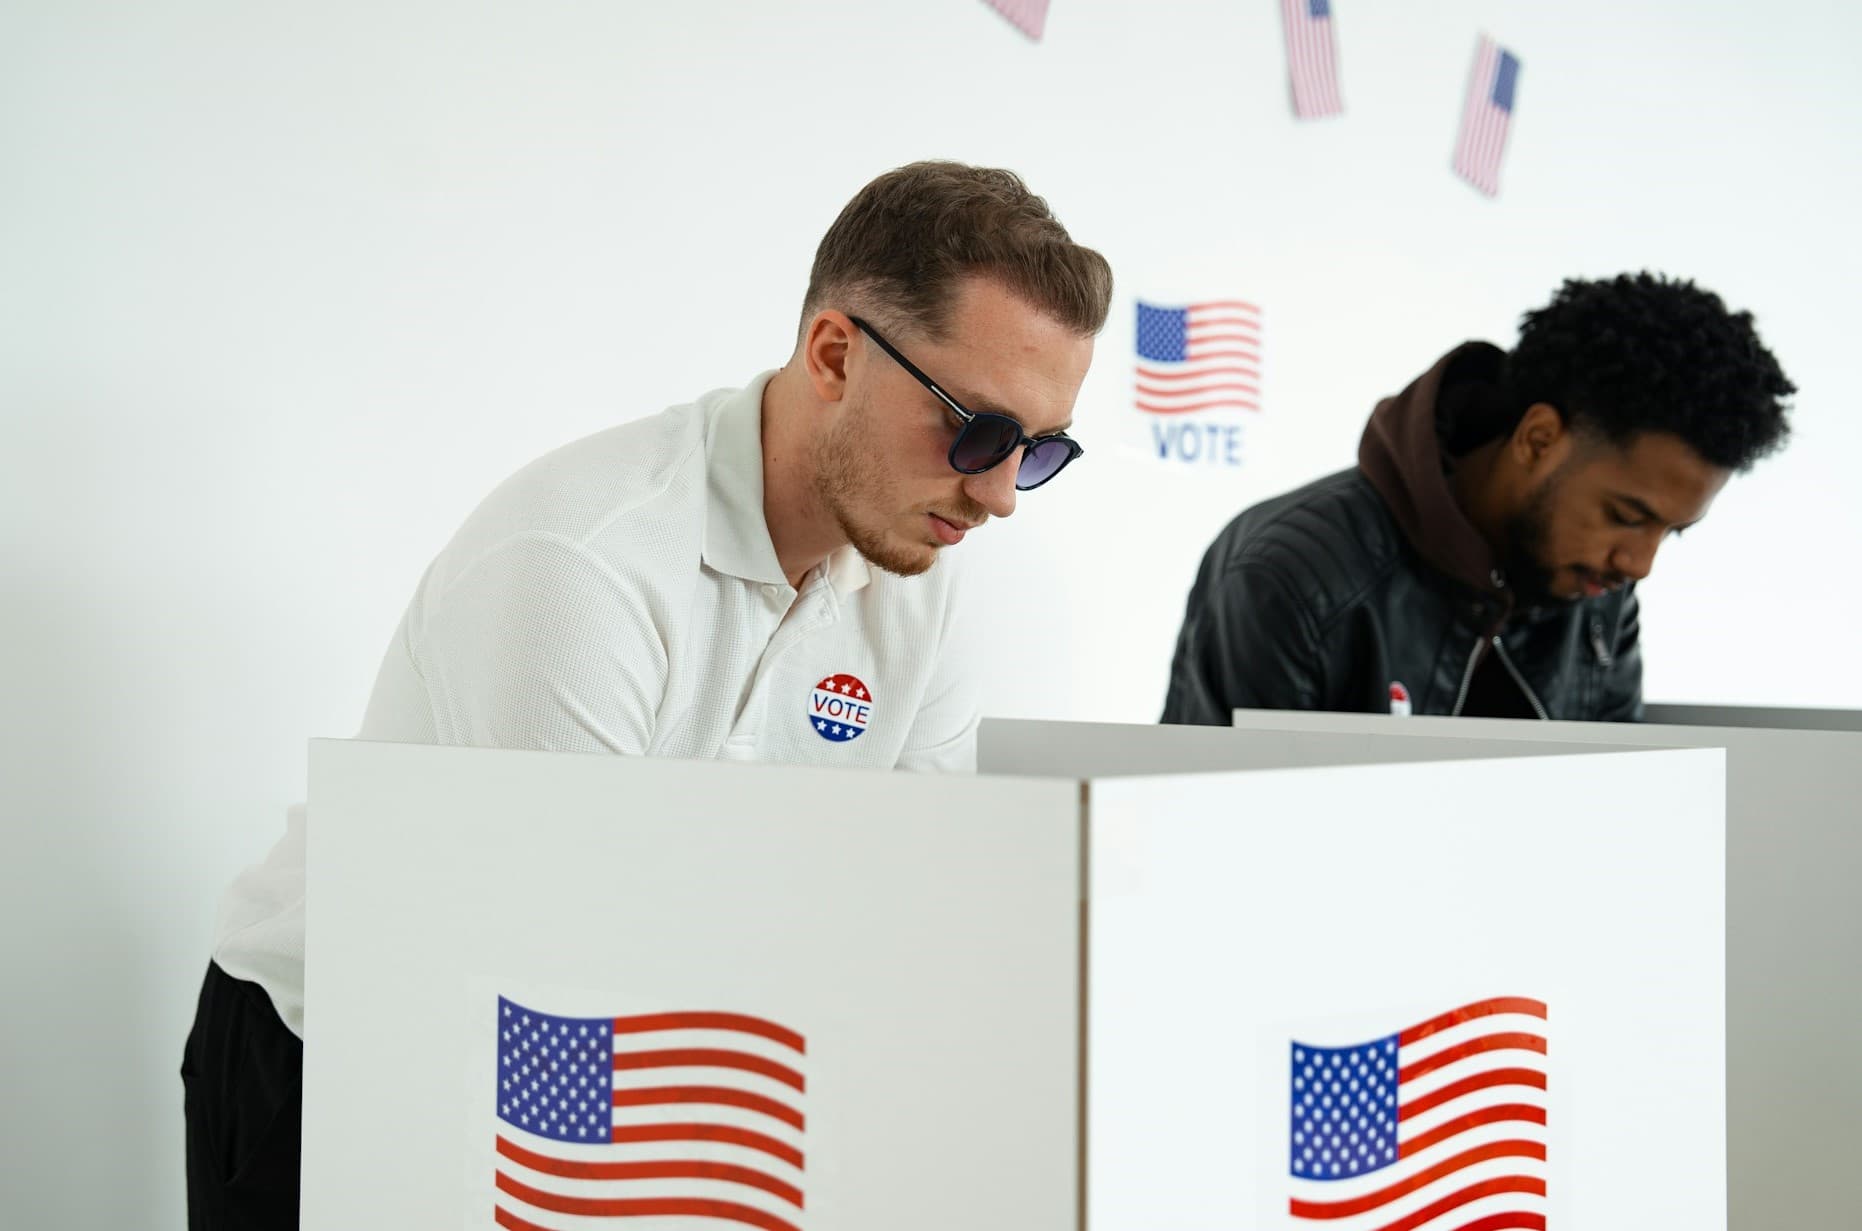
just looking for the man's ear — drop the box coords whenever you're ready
[801,310,858,405]
[1512,402,1570,474]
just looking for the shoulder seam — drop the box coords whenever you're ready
[579,411,707,547]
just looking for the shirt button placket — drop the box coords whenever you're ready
[730,581,800,753]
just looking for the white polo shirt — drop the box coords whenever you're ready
[212,373,979,1036]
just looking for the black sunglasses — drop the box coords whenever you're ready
[850,316,1084,491]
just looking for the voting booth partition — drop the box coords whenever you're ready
[1222,704,1862,1231]
[1643,702,1862,733]
[302,732,1723,1230]
[300,741,1086,1231]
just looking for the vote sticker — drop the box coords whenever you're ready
[810,674,874,743]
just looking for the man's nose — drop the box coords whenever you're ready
[1611,534,1661,583]
[962,453,1020,520]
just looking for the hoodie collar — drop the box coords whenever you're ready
[1357,342,1512,600]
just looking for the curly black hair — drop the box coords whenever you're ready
[1504,272,1794,471]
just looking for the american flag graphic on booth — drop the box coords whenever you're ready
[495,999,807,1231]
[1135,300,1263,415]
[1453,35,1521,198]
[1288,997,1547,1230]
[1281,0,1343,119]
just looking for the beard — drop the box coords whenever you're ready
[1498,476,1567,606]
[811,407,983,579]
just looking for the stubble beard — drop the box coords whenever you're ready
[812,412,938,579]
[1499,476,1567,606]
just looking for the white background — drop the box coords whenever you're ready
[1,0,1855,1223]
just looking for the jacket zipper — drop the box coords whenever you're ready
[1589,619,1614,667]
[1490,636,1551,720]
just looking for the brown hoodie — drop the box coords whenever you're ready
[1357,342,1515,607]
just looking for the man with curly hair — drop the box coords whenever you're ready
[1162,273,1794,722]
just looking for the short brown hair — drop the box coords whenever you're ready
[801,161,1113,341]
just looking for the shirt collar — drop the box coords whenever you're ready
[702,372,874,598]
[702,372,788,586]
[826,543,871,596]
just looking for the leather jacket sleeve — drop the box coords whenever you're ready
[1162,560,1325,723]
[1597,586,1645,722]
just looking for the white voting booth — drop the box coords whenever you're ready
[980,722,1726,1230]
[1221,704,1862,1231]
[303,731,1724,1230]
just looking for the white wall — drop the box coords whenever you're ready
[2,0,1856,1223]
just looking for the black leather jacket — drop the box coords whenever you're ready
[1159,467,1643,722]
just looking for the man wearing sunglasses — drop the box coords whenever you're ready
[186,160,1111,1229]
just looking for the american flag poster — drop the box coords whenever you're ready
[1453,35,1521,197]
[981,0,1049,41]
[1135,299,1263,416]
[1286,997,1547,1230]
[1135,298,1262,467]
[1282,0,1343,119]
[494,999,807,1231]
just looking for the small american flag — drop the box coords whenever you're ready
[1135,300,1262,415]
[981,0,1048,41]
[1282,0,1343,119]
[495,999,807,1231]
[1453,35,1521,197]
[1287,997,1547,1230]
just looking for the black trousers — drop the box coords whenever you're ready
[182,962,303,1230]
